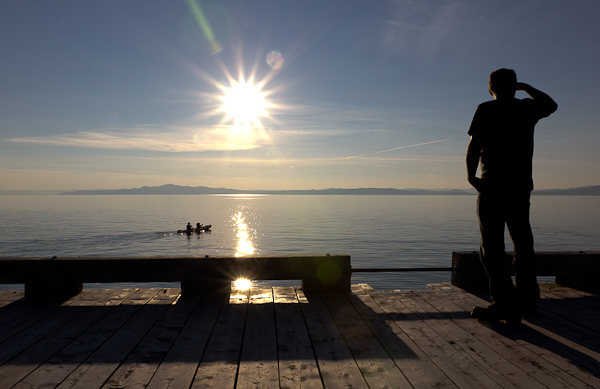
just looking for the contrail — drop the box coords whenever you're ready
[341,138,451,160]
[251,138,451,178]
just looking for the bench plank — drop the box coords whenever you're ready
[0,255,351,297]
[452,251,600,290]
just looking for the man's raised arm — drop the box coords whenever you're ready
[516,82,558,115]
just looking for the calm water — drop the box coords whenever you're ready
[1,195,599,290]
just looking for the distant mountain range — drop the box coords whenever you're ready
[2,184,599,196]
[54,184,600,196]
[59,184,474,196]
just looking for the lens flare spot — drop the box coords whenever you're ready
[317,262,342,285]
[266,51,284,70]
[192,132,203,144]
[234,278,252,290]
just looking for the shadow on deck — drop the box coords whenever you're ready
[0,283,599,388]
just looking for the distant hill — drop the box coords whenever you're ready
[56,184,600,195]
[532,185,600,195]
[61,184,243,195]
[4,184,598,196]
[60,184,475,195]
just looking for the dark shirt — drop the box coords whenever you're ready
[468,98,553,191]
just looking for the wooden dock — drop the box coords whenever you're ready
[1,282,599,388]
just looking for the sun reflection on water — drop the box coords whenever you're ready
[234,211,255,257]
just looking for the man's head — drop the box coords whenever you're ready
[488,68,517,99]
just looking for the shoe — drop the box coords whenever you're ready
[471,302,521,325]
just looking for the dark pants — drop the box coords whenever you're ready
[477,189,539,307]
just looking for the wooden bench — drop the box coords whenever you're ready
[451,251,600,290]
[0,255,351,298]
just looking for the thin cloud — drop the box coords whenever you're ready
[5,126,266,152]
[252,138,451,177]
[379,0,498,59]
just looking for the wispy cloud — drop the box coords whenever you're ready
[4,102,444,153]
[5,125,268,152]
[379,0,495,59]
[252,138,452,177]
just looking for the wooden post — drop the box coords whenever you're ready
[451,251,489,291]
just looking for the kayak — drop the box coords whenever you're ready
[178,224,212,233]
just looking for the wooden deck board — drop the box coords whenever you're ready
[145,296,224,389]
[446,284,600,388]
[55,289,176,389]
[401,292,546,389]
[347,291,458,388]
[300,292,369,389]
[0,290,129,388]
[424,290,590,389]
[320,292,412,389]
[0,290,24,309]
[237,287,279,389]
[1,283,599,389]
[191,292,248,389]
[361,287,504,389]
[273,287,323,389]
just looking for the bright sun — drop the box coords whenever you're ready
[219,78,270,128]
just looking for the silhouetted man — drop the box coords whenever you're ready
[466,68,557,324]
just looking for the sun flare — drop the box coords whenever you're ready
[233,278,252,291]
[218,78,270,128]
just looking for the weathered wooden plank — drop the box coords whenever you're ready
[0,289,132,388]
[453,288,600,388]
[0,290,94,360]
[0,292,88,341]
[229,285,250,305]
[102,292,202,389]
[54,289,178,389]
[535,293,600,350]
[236,287,279,389]
[321,292,412,389]
[248,286,273,305]
[299,291,369,389]
[0,297,50,330]
[273,287,323,389]
[401,292,547,389]
[11,288,144,389]
[437,289,595,389]
[191,293,249,389]
[420,291,558,388]
[347,291,457,388]
[0,289,24,308]
[145,296,225,389]
[2,283,599,389]
[273,286,298,304]
[539,289,600,341]
[362,287,503,389]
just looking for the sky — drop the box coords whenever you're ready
[1,0,599,191]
